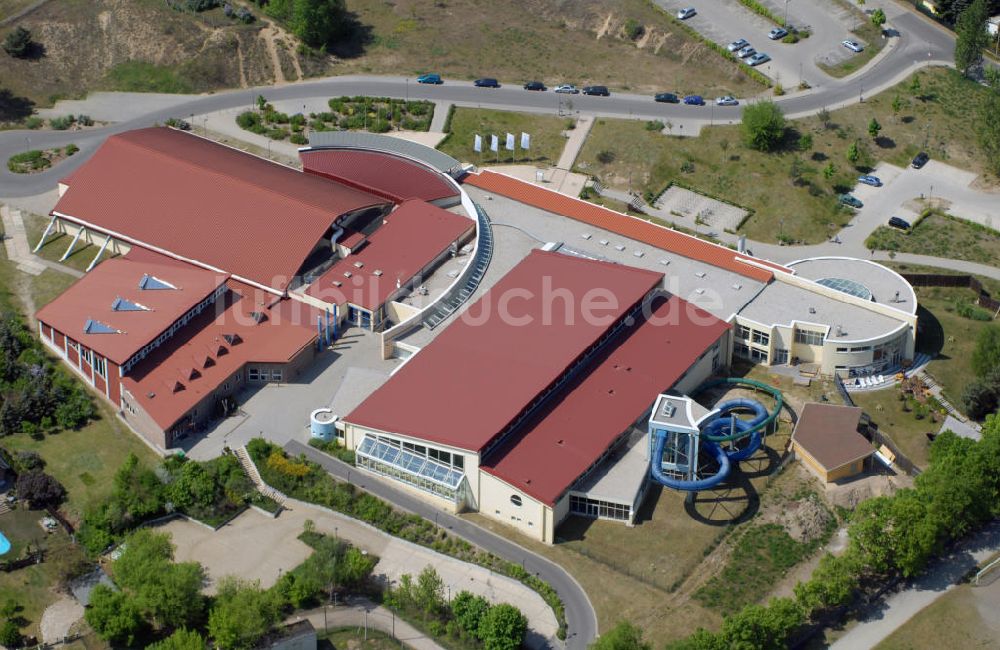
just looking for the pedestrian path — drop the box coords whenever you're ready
[290,599,445,650]
[556,115,593,171]
[1,205,46,275]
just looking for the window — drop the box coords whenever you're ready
[750,347,768,363]
[223,382,230,392]
[736,324,752,340]
[510,495,522,507]
[795,329,825,346]
[569,495,630,521]
[94,356,107,378]
[81,348,93,365]
[751,330,770,346]
[773,348,789,365]
[734,342,751,359]
[248,368,260,381]
[271,370,283,382]
[850,346,871,352]
[836,347,848,352]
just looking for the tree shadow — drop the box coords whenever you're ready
[22,41,46,60]
[875,136,896,149]
[811,151,828,162]
[901,115,915,124]
[0,88,35,122]
[326,11,374,58]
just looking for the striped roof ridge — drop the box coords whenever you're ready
[463,170,786,283]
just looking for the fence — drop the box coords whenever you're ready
[833,374,855,407]
[901,273,1000,313]
[869,428,922,477]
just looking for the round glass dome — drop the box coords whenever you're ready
[816,277,873,301]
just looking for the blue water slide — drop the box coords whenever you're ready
[650,429,731,491]
[703,398,768,462]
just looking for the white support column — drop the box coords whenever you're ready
[59,225,85,261]
[33,215,58,253]
[86,234,111,272]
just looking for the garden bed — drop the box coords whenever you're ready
[6,144,78,173]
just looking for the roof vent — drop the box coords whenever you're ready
[138,274,177,290]
[808,307,816,314]
[599,239,609,246]
[187,368,201,380]
[112,297,150,312]
[343,271,353,278]
[353,261,364,269]
[203,355,215,368]
[223,333,242,346]
[659,259,670,266]
[695,288,706,295]
[332,280,342,288]
[582,233,592,240]
[84,319,120,335]
[373,269,383,277]
[171,380,185,393]
[732,283,742,291]
[695,271,706,278]
[633,250,644,258]
[250,311,267,325]
[216,344,228,356]
[614,244,626,251]
[661,400,677,418]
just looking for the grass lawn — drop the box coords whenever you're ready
[875,581,1000,649]
[319,627,397,650]
[850,390,936,469]
[866,212,1000,267]
[574,68,996,244]
[29,268,78,309]
[340,0,761,97]
[23,212,118,273]
[437,109,569,165]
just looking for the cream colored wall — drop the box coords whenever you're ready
[478,471,552,543]
[51,220,131,255]
[386,301,422,324]
[674,333,726,395]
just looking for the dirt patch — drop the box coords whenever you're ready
[825,472,912,510]
[760,493,833,544]
[39,596,83,643]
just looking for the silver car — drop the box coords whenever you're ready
[553,84,580,94]
[727,38,749,52]
[738,45,756,58]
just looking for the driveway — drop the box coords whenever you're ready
[157,504,560,647]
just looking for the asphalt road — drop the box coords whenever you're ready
[0,2,955,197]
[285,440,598,650]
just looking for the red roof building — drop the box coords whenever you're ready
[463,170,788,282]
[52,128,392,293]
[481,295,730,506]
[306,199,474,313]
[301,149,460,204]
[345,250,664,452]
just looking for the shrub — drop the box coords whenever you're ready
[16,470,66,508]
[65,144,79,156]
[645,120,665,131]
[77,114,94,126]
[7,149,50,173]
[49,115,74,131]
[773,83,785,96]
[24,116,43,129]
[289,132,308,145]
[741,100,785,151]
[2,27,34,59]
[0,619,23,648]
[624,18,644,40]
[596,150,616,164]
[797,133,813,151]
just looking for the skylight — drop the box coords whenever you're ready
[138,274,177,290]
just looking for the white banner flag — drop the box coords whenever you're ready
[505,132,515,151]
[473,134,482,152]
[520,132,530,150]
[490,134,499,152]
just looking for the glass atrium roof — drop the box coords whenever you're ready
[816,277,873,301]
[356,436,464,489]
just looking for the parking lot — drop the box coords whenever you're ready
[652,0,870,92]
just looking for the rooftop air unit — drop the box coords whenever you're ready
[661,400,677,418]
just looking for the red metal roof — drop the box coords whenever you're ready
[345,250,664,451]
[121,281,318,432]
[481,295,730,506]
[306,199,474,311]
[35,250,228,365]
[301,149,459,203]
[53,128,391,293]
[463,171,787,282]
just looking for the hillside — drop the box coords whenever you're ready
[0,0,759,110]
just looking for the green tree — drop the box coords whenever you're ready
[208,577,282,650]
[961,374,1000,420]
[147,628,206,650]
[823,162,837,180]
[14,470,65,508]
[954,0,990,76]
[871,7,886,27]
[169,461,216,510]
[867,117,882,141]
[452,591,490,638]
[718,597,804,650]
[0,620,22,648]
[794,553,859,611]
[972,326,1000,377]
[847,141,860,164]
[478,603,527,650]
[591,620,652,650]
[85,584,144,646]
[891,94,904,121]
[414,565,446,617]
[291,0,349,49]
[2,27,34,58]
[980,94,1000,178]
[741,100,786,151]
[909,74,922,97]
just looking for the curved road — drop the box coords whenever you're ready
[0,2,954,197]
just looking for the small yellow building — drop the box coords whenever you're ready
[791,403,873,483]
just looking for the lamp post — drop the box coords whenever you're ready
[783,0,790,26]
[24,136,30,154]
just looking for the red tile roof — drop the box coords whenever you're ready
[481,295,730,505]
[463,170,787,282]
[35,250,228,365]
[301,149,459,203]
[792,404,872,471]
[121,281,318,431]
[345,250,664,451]
[306,199,474,311]
[53,128,391,293]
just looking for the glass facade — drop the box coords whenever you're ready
[569,495,631,521]
[356,435,465,501]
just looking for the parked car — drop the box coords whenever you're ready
[715,96,739,106]
[683,95,705,106]
[524,81,547,91]
[888,216,911,230]
[738,45,756,58]
[677,7,696,20]
[727,38,749,52]
[582,85,610,96]
[474,78,500,88]
[857,174,882,187]
[838,194,863,208]
[911,152,930,169]
[748,52,771,66]
[655,92,680,103]
[416,73,443,84]
[842,39,864,53]
[768,27,788,40]
[554,84,580,94]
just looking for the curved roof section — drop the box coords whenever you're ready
[301,149,459,203]
[482,294,730,506]
[35,250,228,365]
[305,131,462,174]
[53,128,391,293]
[345,250,664,452]
[787,257,917,315]
[463,170,785,283]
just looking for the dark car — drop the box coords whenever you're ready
[911,152,930,169]
[582,85,610,96]
[888,216,911,230]
[416,73,443,84]
[683,95,705,106]
[655,92,680,103]
[524,81,546,91]
[475,78,500,88]
[838,193,863,208]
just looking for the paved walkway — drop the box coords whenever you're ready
[2,205,46,275]
[290,600,444,650]
[429,102,452,132]
[555,116,593,171]
[831,520,1000,649]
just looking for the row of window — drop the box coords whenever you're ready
[569,495,631,521]
[401,441,465,470]
[736,324,771,347]
[734,343,768,363]
[835,345,873,353]
[356,454,459,501]
[248,368,282,382]
[794,329,825,346]
[122,285,226,373]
